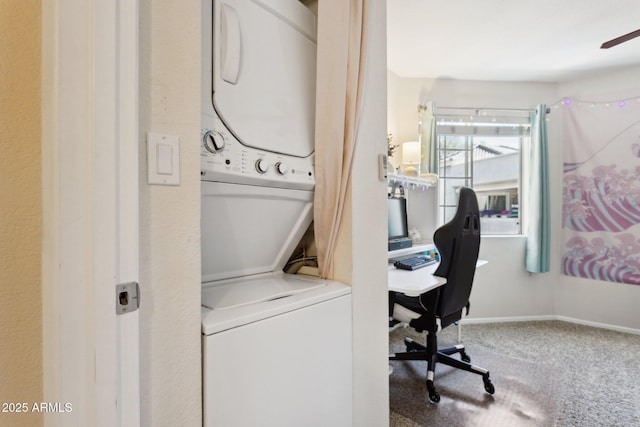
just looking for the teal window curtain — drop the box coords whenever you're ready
[526,104,550,273]
[419,101,438,175]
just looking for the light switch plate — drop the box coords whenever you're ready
[147,133,180,185]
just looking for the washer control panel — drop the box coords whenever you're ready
[200,115,315,190]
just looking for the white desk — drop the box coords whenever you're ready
[388,243,487,297]
[388,262,445,297]
[388,243,442,297]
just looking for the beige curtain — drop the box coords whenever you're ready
[314,0,369,279]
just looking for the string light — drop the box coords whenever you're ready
[549,95,640,110]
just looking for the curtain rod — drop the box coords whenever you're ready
[432,106,536,113]
[420,105,551,114]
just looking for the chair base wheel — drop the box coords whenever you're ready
[426,380,440,403]
[483,374,495,394]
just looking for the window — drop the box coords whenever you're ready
[436,109,530,235]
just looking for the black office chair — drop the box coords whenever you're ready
[389,187,494,402]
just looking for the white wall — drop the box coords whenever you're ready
[555,66,640,331]
[138,1,202,426]
[349,2,390,425]
[388,68,640,332]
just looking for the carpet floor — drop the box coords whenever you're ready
[389,320,640,426]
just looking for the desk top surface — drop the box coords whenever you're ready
[388,258,488,297]
[388,262,445,297]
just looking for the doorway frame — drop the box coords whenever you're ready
[41,1,140,426]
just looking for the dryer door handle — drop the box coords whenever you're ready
[220,4,241,84]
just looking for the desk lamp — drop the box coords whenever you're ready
[402,141,420,176]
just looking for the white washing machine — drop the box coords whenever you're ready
[200,1,352,426]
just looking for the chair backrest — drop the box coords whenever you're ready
[432,187,481,320]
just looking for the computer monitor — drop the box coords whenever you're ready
[388,197,412,251]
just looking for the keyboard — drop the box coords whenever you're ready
[393,255,436,271]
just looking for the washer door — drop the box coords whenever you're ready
[212,0,317,158]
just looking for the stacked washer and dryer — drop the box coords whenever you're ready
[200,1,352,426]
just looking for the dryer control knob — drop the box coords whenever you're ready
[255,158,270,174]
[203,130,225,153]
[275,162,288,175]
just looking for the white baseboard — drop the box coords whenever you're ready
[554,315,640,336]
[461,315,556,324]
[461,315,640,336]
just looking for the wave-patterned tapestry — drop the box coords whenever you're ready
[562,96,640,286]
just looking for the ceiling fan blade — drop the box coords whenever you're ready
[601,28,640,49]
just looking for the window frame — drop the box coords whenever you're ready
[435,108,531,236]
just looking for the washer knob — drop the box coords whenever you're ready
[203,130,225,153]
[255,158,270,174]
[275,162,288,175]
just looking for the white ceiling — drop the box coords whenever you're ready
[387,0,640,82]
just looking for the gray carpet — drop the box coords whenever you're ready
[389,320,640,426]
